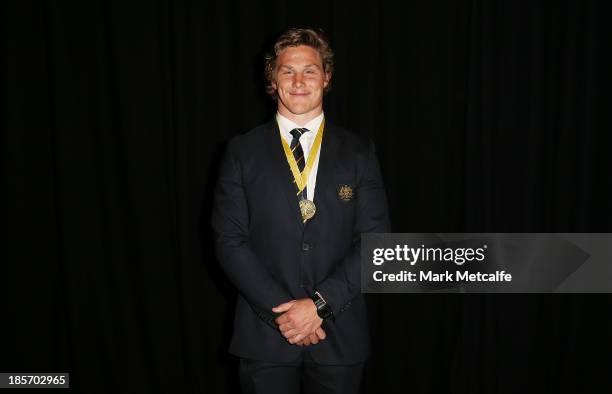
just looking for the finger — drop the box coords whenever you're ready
[288,333,305,344]
[272,300,296,313]
[279,323,294,332]
[275,313,290,325]
[309,334,319,345]
[315,327,326,340]
[283,329,299,339]
[301,338,312,346]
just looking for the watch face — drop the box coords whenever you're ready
[318,303,332,319]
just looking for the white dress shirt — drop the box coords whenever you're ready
[276,111,324,201]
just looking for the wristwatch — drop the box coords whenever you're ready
[311,291,333,320]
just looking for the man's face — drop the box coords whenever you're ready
[272,45,330,119]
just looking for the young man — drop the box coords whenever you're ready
[212,28,390,394]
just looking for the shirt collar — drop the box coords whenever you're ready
[276,111,324,140]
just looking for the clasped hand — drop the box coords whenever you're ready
[272,298,325,346]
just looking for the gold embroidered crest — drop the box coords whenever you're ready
[337,184,354,202]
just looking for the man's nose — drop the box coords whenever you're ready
[293,73,304,87]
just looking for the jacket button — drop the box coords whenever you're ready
[302,242,311,251]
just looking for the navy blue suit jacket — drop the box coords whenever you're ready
[211,118,391,364]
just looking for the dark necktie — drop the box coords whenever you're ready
[289,128,309,200]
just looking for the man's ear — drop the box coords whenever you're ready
[323,73,331,88]
[271,80,277,91]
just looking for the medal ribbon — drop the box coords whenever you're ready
[280,118,325,195]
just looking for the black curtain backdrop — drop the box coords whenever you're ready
[3,1,611,393]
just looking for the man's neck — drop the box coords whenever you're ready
[277,107,323,127]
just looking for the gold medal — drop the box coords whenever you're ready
[299,199,316,223]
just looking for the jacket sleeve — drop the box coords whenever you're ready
[315,140,391,316]
[211,138,293,327]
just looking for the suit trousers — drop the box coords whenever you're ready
[239,349,365,394]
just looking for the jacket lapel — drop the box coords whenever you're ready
[264,119,306,228]
[310,121,340,227]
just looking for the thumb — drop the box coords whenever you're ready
[272,300,296,313]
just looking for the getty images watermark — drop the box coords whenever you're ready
[361,234,612,293]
